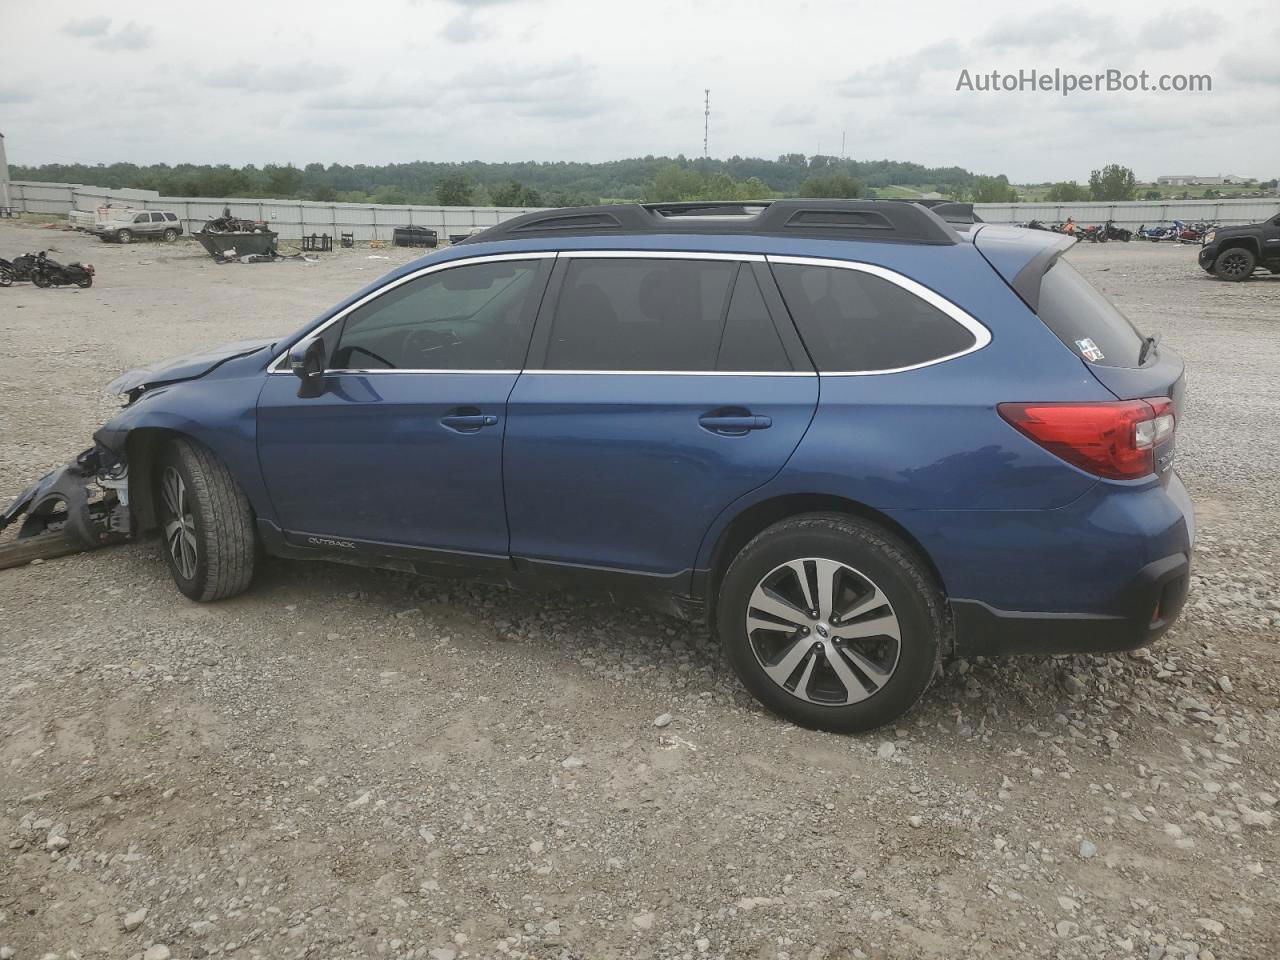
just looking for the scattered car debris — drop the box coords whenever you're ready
[0,446,130,569]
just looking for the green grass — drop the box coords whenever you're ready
[1014,182,1271,203]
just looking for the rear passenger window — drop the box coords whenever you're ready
[1036,260,1146,368]
[545,258,736,371]
[772,263,977,372]
[716,268,792,372]
[164,212,179,222]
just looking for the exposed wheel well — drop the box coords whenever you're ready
[705,494,948,613]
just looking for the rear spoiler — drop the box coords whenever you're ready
[972,226,1076,312]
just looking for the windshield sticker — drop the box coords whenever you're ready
[1075,338,1105,362]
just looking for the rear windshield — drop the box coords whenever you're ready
[1037,260,1146,368]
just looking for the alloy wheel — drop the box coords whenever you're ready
[1219,250,1251,279]
[746,558,901,705]
[161,466,198,580]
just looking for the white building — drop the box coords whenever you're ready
[1158,173,1252,186]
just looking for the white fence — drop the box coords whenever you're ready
[9,180,1280,237]
[973,198,1280,228]
[8,181,545,242]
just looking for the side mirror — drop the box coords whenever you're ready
[289,338,327,397]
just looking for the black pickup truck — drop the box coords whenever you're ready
[1198,212,1280,281]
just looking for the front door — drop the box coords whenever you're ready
[503,253,818,583]
[257,254,552,560]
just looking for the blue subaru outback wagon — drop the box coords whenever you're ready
[2,200,1193,732]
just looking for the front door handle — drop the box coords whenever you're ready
[440,412,499,433]
[698,414,772,435]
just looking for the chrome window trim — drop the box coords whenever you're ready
[267,251,555,374]
[765,254,992,376]
[559,250,766,262]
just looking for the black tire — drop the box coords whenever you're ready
[32,272,51,288]
[0,266,12,287]
[162,228,178,242]
[716,513,943,733]
[116,229,132,244]
[1214,247,1255,282]
[155,438,257,601]
[76,275,93,288]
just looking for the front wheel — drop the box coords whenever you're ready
[116,229,133,244]
[1214,247,1255,282]
[0,266,12,287]
[155,438,257,601]
[32,272,51,288]
[716,514,943,733]
[76,275,93,288]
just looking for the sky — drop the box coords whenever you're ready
[1,0,1277,184]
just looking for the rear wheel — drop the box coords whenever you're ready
[716,514,943,733]
[116,229,133,244]
[76,275,93,288]
[162,228,179,242]
[32,272,51,288]
[0,265,12,287]
[1214,247,1255,281]
[155,438,257,601]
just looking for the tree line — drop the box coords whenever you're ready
[14,155,1187,207]
[12,155,998,206]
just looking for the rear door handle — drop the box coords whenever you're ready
[440,413,499,432]
[698,414,772,435]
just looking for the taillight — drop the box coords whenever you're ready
[998,398,1175,480]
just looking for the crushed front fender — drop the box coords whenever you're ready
[0,445,132,550]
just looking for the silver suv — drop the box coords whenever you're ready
[94,209,184,244]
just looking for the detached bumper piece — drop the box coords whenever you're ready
[0,445,132,570]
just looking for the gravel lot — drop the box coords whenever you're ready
[1,223,1278,960]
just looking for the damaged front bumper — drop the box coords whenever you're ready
[0,445,132,551]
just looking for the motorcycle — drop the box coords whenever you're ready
[29,251,94,288]
[1137,222,1180,242]
[1077,223,1106,243]
[1,252,39,284]
[1103,220,1132,242]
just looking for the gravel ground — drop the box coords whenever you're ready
[1,223,1277,960]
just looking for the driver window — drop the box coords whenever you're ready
[331,259,542,371]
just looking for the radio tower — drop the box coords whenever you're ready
[703,89,710,159]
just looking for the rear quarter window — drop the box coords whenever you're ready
[771,262,978,372]
[1036,260,1146,368]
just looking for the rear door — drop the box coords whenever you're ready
[503,252,818,583]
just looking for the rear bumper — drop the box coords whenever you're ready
[951,550,1190,656]
[900,472,1195,658]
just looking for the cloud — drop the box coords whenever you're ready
[979,6,1113,50]
[91,21,154,51]
[62,16,112,38]
[205,63,347,91]
[838,40,966,97]
[304,90,437,111]
[0,88,34,104]
[1139,11,1218,50]
[440,12,495,43]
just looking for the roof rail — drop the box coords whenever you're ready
[458,199,960,246]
